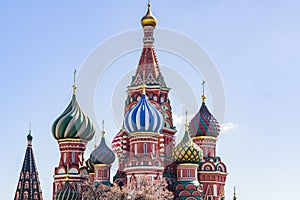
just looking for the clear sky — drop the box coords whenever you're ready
[1,0,300,199]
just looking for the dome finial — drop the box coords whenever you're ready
[185,110,188,132]
[141,84,146,95]
[72,69,77,95]
[29,122,32,135]
[202,80,206,103]
[233,186,237,200]
[27,122,33,142]
[94,134,97,149]
[141,1,157,27]
[101,120,105,138]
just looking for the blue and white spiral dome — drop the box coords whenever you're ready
[124,85,164,133]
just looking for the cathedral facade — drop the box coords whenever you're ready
[15,3,229,200]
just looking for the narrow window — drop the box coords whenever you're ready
[144,143,147,154]
[71,152,75,163]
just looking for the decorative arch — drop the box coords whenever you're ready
[201,161,216,171]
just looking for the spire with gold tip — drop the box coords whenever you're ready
[51,70,95,141]
[172,111,203,164]
[233,186,237,200]
[141,2,157,27]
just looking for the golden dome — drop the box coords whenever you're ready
[172,111,203,164]
[172,130,203,164]
[141,3,157,27]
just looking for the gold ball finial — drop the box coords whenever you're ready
[72,69,77,95]
[141,2,157,27]
[101,120,105,138]
[94,134,97,149]
[141,84,146,95]
[202,81,206,103]
[185,110,188,132]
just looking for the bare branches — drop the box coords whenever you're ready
[80,176,174,200]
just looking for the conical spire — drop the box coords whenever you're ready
[130,3,166,87]
[14,128,43,200]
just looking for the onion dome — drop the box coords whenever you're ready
[141,3,157,27]
[124,84,163,133]
[27,131,33,141]
[55,178,78,200]
[52,71,95,141]
[90,121,115,165]
[189,81,220,137]
[172,112,203,164]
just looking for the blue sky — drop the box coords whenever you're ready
[1,1,300,199]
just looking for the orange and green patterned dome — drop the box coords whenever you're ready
[172,117,203,164]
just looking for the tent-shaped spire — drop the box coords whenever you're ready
[14,128,43,200]
[130,3,166,87]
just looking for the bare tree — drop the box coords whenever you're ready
[81,176,174,200]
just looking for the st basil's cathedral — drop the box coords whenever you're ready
[14,3,235,200]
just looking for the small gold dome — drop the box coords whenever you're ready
[141,3,157,27]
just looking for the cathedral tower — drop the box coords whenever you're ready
[14,128,43,200]
[112,2,177,186]
[51,71,95,199]
[189,82,227,200]
[123,84,165,184]
[172,112,203,200]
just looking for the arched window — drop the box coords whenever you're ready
[25,181,29,189]
[187,169,190,177]
[25,172,29,179]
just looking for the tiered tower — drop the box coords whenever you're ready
[51,72,95,199]
[14,128,43,200]
[172,112,203,200]
[112,2,177,187]
[189,82,227,200]
[123,84,165,184]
